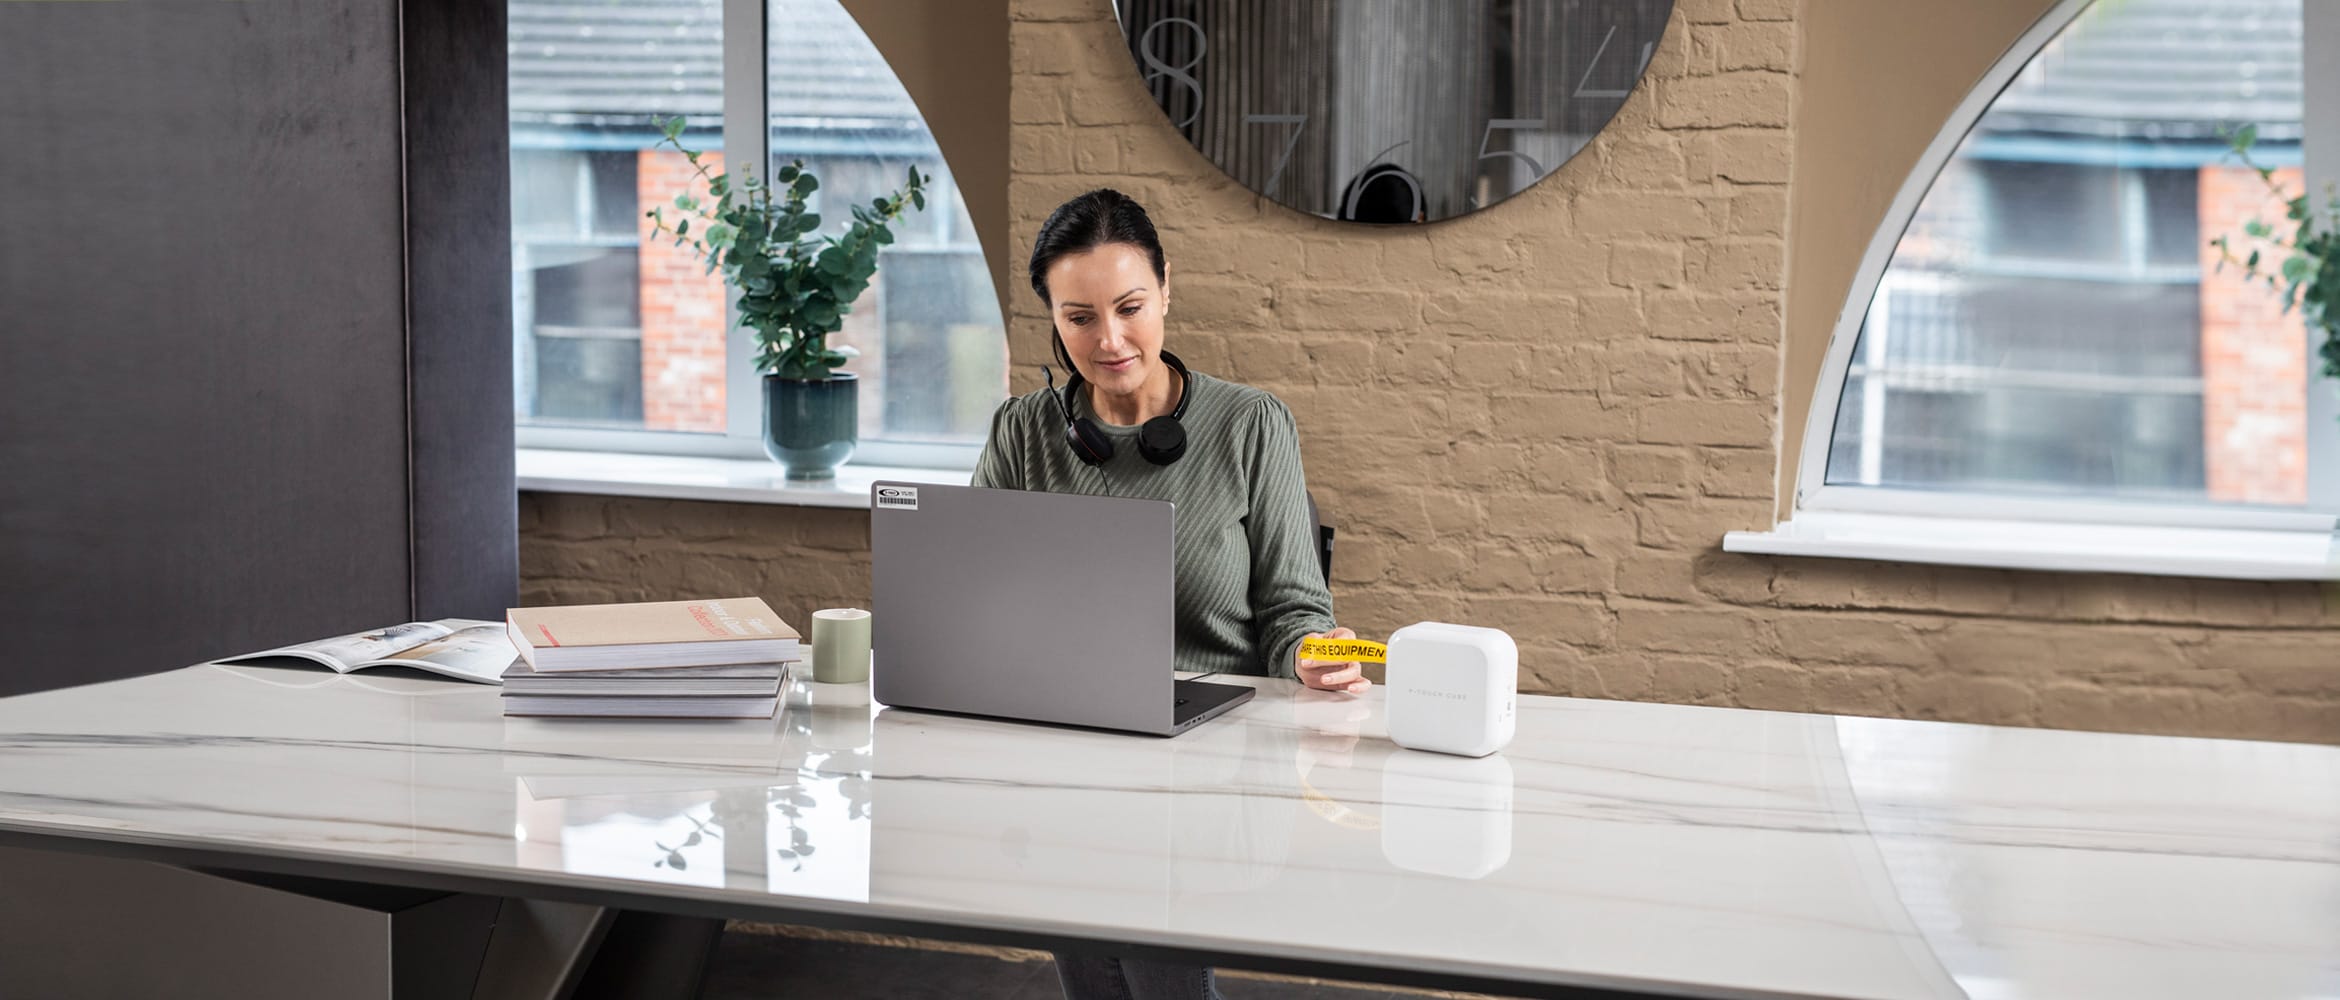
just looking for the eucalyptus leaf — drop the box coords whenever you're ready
[647,124,931,376]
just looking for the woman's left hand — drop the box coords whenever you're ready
[1296,627,1371,694]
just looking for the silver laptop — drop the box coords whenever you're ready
[869,481,1254,736]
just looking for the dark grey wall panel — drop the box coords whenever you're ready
[404,0,519,622]
[0,0,514,697]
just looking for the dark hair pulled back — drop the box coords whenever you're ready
[1028,189,1168,370]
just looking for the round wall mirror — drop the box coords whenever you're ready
[1114,0,1674,224]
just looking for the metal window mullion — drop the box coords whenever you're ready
[573,155,594,240]
[2304,0,2339,511]
[1857,282,1889,486]
[722,0,770,444]
[514,242,536,419]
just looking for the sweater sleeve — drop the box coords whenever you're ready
[1242,395,1336,678]
[970,397,1023,490]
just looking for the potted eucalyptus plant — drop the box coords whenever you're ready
[646,115,929,479]
[2210,125,2340,404]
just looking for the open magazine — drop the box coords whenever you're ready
[213,618,516,685]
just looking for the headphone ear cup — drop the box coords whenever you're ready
[1066,418,1115,466]
[1136,416,1186,466]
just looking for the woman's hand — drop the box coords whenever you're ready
[1296,627,1371,694]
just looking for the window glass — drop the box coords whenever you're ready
[1826,0,2308,505]
[768,0,1008,445]
[508,0,1009,448]
[509,0,726,432]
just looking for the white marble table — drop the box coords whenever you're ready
[0,664,2334,999]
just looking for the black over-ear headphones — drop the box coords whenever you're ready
[1045,348,1191,466]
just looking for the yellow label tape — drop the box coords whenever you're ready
[1298,638,1387,663]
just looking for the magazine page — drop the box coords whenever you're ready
[360,622,517,686]
[216,620,454,672]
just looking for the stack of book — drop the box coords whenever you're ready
[501,597,802,719]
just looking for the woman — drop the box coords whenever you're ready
[973,188,1368,1000]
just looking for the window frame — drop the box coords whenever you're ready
[1794,0,2340,530]
[511,0,989,471]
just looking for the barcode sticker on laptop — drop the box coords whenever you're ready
[875,486,919,510]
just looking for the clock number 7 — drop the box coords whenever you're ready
[1245,113,1307,199]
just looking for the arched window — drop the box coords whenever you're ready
[509,0,1006,467]
[1734,0,2339,578]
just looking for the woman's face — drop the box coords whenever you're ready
[1046,243,1170,400]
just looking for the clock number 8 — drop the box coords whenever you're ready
[1137,18,1207,129]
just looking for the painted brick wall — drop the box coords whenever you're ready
[521,0,2339,745]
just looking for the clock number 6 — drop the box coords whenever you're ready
[1339,139,1424,222]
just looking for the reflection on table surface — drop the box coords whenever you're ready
[0,662,2333,999]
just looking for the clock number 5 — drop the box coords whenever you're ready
[1471,118,1546,207]
[1244,113,1307,199]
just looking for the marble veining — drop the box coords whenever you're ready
[0,663,2334,1000]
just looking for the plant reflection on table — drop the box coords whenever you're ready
[653,812,721,872]
[764,683,877,873]
[770,784,816,871]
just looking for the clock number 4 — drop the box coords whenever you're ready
[1573,23,1656,100]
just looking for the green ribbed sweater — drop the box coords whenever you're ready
[970,370,1335,679]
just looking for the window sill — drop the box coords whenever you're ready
[1723,510,2340,581]
[516,448,971,509]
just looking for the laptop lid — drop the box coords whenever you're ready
[870,482,1179,735]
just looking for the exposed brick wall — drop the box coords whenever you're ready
[522,0,2339,746]
[639,149,729,432]
[521,493,873,634]
[2199,163,2309,504]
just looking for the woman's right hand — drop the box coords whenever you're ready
[1296,628,1371,694]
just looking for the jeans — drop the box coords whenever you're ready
[1053,952,1223,1000]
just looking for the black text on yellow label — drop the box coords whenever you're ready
[1298,638,1388,664]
